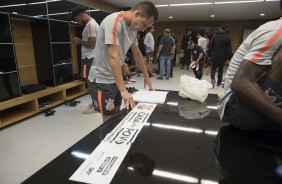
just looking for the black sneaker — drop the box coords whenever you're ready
[170,74,173,78]
[166,78,169,80]
[156,77,163,80]
[181,67,184,69]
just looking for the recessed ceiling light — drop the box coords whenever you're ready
[210,14,215,18]
[155,4,169,7]
[169,16,173,19]
[260,13,265,16]
[169,2,212,6]
[214,0,264,4]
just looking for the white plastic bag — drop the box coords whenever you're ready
[179,75,213,102]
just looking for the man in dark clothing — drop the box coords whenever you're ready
[156,29,175,80]
[170,32,177,77]
[156,34,163,74]
[181,28,193,69]
[209,24,232,87]
[188,40,205,80]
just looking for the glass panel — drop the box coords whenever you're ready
[49,20,70,42]
[0,72,21,102]
[0,13,12,43]
[51,44,71,65]
[54,64,73,85]
[0,44,17,73]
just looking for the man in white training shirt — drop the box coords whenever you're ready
[218,2,282,131]
[71,6,99,114]
[88,1,158,123]
[144,26,155,77]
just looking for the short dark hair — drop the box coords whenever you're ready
[71,6,87,18]
[133,1,158,22]
[221,24,228,31]
[147,26,154,32]
[186,28,192,34]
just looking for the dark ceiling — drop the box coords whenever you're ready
[0,0,109,24]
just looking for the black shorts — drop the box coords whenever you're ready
[146,52,154,61]
[91,82,122,115]
[81,57,93,79]
[224,75,281,131]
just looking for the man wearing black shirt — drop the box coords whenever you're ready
[209,24,232,87]
[181,28,193,69]
[188,40,204,80]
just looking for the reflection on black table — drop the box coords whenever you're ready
[214,126,282,184]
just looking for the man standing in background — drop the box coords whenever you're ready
[156,29,175,80]
[197,33,207,54]
[209,24,232,87]
[144,26,155,77]
[71,6,99,114]
[181,28,192,70]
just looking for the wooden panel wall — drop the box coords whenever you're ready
[154,19,271,53]
[11,19,38,84]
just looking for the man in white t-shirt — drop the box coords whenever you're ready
[218,3,282,131]
[88,1,158,123]
[197,33,207,54]
[71,6,99,114]
[144,26,155,77]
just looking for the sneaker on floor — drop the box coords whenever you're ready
[181,67,184,69]
[83,106,96,114]
[166,78,169,80]
[156,77,163,80]
[128,78,136,82]
[211,79,216,88]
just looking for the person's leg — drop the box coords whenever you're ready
[166,57,171,79]
[198,60,203,80]
[217,63,224,86]
[211,60,217,87]
[193,68,199,79]
[147,52,153,73]
[157,58,160,75]
[182,52,187,69]
[158,56,165,79]
[186,50,191,70]
[83,58,96,114]
[170,58,173,77]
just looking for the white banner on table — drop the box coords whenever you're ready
[69,103,156,184]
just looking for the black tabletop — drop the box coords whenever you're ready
[23,91,282,184]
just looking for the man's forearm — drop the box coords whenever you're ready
[109,58,126,92]
[234,80,282,123]
[80,40,95,49]
[231,61,282,123]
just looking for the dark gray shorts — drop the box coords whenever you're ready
[146,52,154,61]
[91,82,122,115]
[224,75,282,131]
[81,57,93,79]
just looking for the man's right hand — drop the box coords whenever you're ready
[121,90,135,110]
